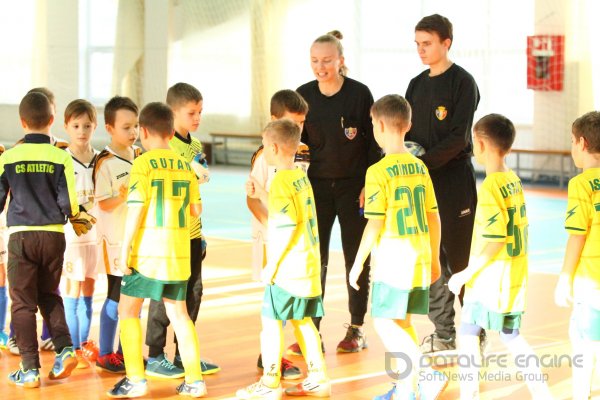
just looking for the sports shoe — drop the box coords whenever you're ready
[8,364,41,388]
[373,384,416,400]
[48,346,77,379]
[106,376,148,398]
[236,379,282,399]
[96,352,126,374]
[40,337,55,351]
[81,340,99,362]
[285,378,331,397]
[75,349,90,369]
[0,331,8,349]
[418,369,448,400]
[146,353,185,379]
[8,336,20,355]
[174,355,220,375]
[286,334,325,356]
[336,324,367,353]
[419,333,456,355]
[257,354,302,380]
[176,380,208,397]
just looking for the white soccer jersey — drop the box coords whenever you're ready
[94,145,140,275]
[64,148,99,246]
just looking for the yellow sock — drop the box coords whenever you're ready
[293,318,327,382]
[402,325,418,345]
[173,320,202,382]
[120,318,145,381]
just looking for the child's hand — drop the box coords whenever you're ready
[115,258,132,276]
[349,263,362,290]
[246,179,256,197]
[554,275,573,307]
[246,176,266,200]
[448,270,468,295]
[261,265,274,285]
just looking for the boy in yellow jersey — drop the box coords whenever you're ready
[107,102,206,398]
[554,111,600,400]
[448,114,553,400]
[349,95,443,400]
[239,119,330,399]
[144,82,219,378]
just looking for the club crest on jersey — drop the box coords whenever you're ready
[344,127,358,140]
[435,106,448,121]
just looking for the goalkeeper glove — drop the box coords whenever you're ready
[69,211,97,236]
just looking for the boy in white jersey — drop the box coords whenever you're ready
[349,94,443,400]
[448,114,553,400]
[239,119,330,399]
[554,111,600,400]
[93,96,140,373]
[62,99,101,368]
[248,89,309,379]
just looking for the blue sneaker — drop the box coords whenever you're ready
[418,369,448,400]
[373,384,416,400]
[107,376,148,398]
[176,380,208,397]
[0,331,8,349]
[8,364,41,388]
[174,355,221,375]
[48,345,77,380]
[146,353,185,379]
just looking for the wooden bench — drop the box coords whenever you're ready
[209,132,262,165]
[509,148,575,188]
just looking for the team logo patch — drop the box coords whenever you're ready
[435,106,448,121]
[66,262,73,273]
[344,127,358,140]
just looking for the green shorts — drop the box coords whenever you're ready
[262,284,324,321]
[570,303,600,341]
[121,269,187,302]
[461,301,523,331]
[371,282,429,319]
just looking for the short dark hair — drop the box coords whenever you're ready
[270,90,308,118]
[19,92,53,130]
[473,114,516,154]
[415,14,453,48]
[139,102,174,138]
[104,96,138,127]
[27,87,56,108]
[64,99,97,124]
[572,111,600,153]
[166,82,203,109]
[371,94,412,132]
[264,118,301,153]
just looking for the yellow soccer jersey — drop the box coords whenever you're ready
[169,132,203,239]
[364,154,438,290]
[127,149,200,282]
[268,168,321,297]
[565,168,600,309]
[465,171,528,314]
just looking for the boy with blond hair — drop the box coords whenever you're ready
[239,119,330,399]
[94,95,141,373]
[61,99,101,368]
[349,94,443,400]
[247,89,309,379]
[449,114,553,400]
[107,102,206,398]
[144,82,219,378]
[554,111,600,400]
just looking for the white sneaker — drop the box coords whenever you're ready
[236,380,282,399]
[40,337,55,351]
[418,368,448,400]
[285,378,331,397]
[7,337,19,355]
